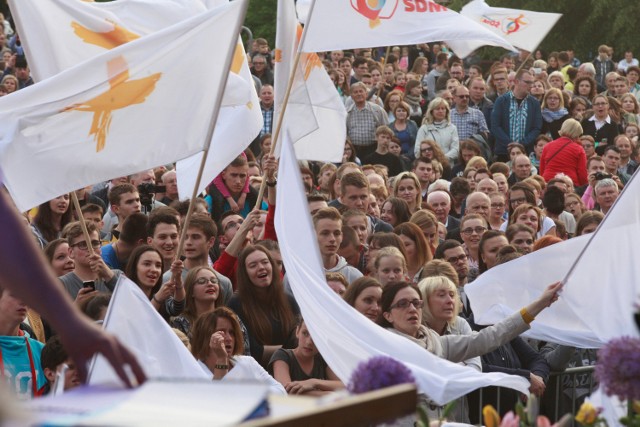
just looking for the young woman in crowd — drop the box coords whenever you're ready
[409,209,439,253]
[575,211,604,236]
[569,98,589,121]
[488,192,507,230]
[191,307,285,394]
[451,140,482,177]
[390,101,419,157]
[393,172,422,213]
[459,213,487,270]
[270,317,343,395]
[227,245,299,367]
[417,139,453,179]
[372,247,409,286]
[573,76,597,105]
[171,266,223,339]
[31,194,73,249]
[564,193,587,222]
[384,90,404,123]
[506,224,536,255]
[415,97,459,164]
[366,232,408,275]
[43,238,74,277]
[380,197,412,227]
[125,245,185,318]
[541,88,570,139]
[343,277,383,321]
[393,222,432,282]
[581,94,621,148]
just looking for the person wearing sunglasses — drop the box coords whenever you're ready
[451,85,489,141]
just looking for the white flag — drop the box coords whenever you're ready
[0,1,247,212]
[9,0,262,201]
[275,130,530,405]
[273,0,346,162]
[466,171,640,348]
[300,0,515,54]
[89,276,208,385]
[447,0,561,57]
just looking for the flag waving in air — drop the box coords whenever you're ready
[273,0,346,162]
[0,0,248,212]
[9,0,262,200]
[447,0,561,57]
[300,0,515,54]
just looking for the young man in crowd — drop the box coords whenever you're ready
[146,207,181,273]
[105,183,141,240]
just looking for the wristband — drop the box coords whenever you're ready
[520,307,535,324]
[214,364,229,370]
[266,179,277,187]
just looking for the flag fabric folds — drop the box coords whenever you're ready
[0,0,246,212]
[466,171,640,348]
[9,0,262,201]
[88,276,208,385]
[274,130,530,405]
[447,0,562,57]
[300,0,515,55]
[273,0,346,162]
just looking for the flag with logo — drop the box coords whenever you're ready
[275,129,531,405]
[0,0,247,212]
[89,276,208,385]
[273,0,346,162]
[9,0,262,200]
[300,0,515,54]
[466,170,640,348]
[447,0,561,57]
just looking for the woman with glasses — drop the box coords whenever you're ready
[581,94,621,152]
[416,139,452,179]
[459,214,487,270]
[488,192,507,230]
[125,245,185,319]
[171,266,224,339]
[564,193,586,222]
[541,88,569,140]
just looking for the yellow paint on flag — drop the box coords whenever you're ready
[71,20,140,50]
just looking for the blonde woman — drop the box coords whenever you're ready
[414,97,459,163]
[541,88,569,139]
[393,171,422,213]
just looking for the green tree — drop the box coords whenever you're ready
[243,0,277,48]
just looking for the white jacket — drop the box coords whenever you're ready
[414,121,459,162]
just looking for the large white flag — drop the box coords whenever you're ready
[447,0,561,58]
[0,1,247,212]
[275,130,530,405]
[466,171,640,348]
[89,276,208,385]
[9,0,262,200]
[300,0,515,54]
[273,0,346,162]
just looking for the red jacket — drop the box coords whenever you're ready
[539,137,588,186]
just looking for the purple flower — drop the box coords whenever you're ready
[595,336,640,401]
[348,356,416,394]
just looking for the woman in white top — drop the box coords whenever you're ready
[414,97,459,163]
[191,307,285,395]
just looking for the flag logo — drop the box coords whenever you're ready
[351,0,399,28]
[502,14,529,35]
[63,56,161,152]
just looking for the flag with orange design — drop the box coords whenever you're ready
[273,0,346,162]
[0,1,247,211]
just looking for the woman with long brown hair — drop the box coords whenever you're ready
[228,245,299,367]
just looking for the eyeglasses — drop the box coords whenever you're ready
[389,298,424,310]
[593,102,608,107]
[491,203,505,209]
[445,254,468,264]
[71,240,101,250]
[195,277,219,285]
[461,226,487,236]
[565,201,580,208]
[456,94,470,99]
[420,147,433,153]
[510,196,527,205]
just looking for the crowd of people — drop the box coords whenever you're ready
[1,14,637,424]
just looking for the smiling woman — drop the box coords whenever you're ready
[227,245,300,367]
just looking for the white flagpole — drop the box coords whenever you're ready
[175,0,250,259]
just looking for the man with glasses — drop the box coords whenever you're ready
[60,222,121,300]
[488,67,510,101]
[451,86,489,141]
[250,53,273,86]
[491,69,542,162]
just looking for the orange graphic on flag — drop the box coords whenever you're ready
[64,56,161,152]
[71,20,140,50]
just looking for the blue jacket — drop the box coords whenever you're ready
[491,93,542,155]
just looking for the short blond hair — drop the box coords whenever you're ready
[558,118,583,140]
[418,276,462,329]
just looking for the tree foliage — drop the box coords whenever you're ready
[447,0,639,62]
[243,0,277,47]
